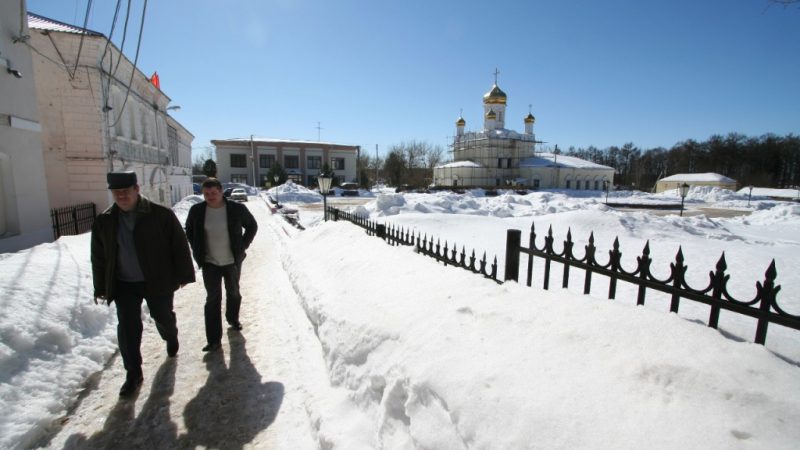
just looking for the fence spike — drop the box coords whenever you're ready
[716,252,727,273]
[589,232,594,246]
[765,259,777,281]
[642,240,650,256]
[567,228,572,242]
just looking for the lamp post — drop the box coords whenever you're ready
[679,183,690,217]
[603,180,609,204]
[273,174,280,207]
[318,173,333,221]
[747,185,754,207]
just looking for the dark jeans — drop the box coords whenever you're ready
[202,263,242,345]
[114,280,177,377]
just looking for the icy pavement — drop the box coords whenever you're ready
[42,199,321,449]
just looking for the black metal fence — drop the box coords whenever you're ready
[50,203,96,239]
[504,223,799,345]
[327,206,499,282]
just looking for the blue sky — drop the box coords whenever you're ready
[27,0,800,159]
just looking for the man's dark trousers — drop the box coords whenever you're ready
[115,280,178,376]
[202,263,242,345]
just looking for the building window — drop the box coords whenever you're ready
[594,180,599,190]
[308,155,321,169]
[285,155,299,169]
[533,179,540,189]
[497,159,503,169]
[332,157,345,170]
[168,126,178,166]
[231,174,248,184]
[566,180,571,189]
[230,154,247,168]
[259,154,274,169]
[506,158,512,169]
[495,178,500,186]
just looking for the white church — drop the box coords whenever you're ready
[433,80,614,190]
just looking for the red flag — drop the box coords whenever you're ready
[150,71,160,89]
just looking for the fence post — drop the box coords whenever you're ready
[504,229,521,282]
[376,224,386,240]
[754,260,779,344]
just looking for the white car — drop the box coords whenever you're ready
[230,188,248,202]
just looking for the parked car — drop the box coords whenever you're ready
[340,182,360,197]
[223,187,234,198]
[230,188,248,202]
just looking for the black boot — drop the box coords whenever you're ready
[119,371,143,397]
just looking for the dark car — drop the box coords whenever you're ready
[340,182,360,197]
[223,187,234,198]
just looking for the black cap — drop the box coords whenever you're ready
[107,171,137,189]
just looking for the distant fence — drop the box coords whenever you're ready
[327,206,799,346]
[504,224,799,345]
[327,206,499,282]
[50,203,96,239]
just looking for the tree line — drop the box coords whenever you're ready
[561,133,800,191]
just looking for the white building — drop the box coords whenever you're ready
[212,138,360,187]
[434,81,614,190]
[655,172,737,193]
[0,0,53,253]
[26,12,193,209]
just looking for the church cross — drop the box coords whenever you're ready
[315,121,324,141]
[493,68,500,84]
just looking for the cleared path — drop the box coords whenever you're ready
[42,198,327,449]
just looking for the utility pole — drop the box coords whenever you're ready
[250,134,256,187]
[375,144,379,187]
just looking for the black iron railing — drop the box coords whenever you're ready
[50,203,96,239]
[504,224,798,345]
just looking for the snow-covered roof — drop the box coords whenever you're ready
[660,172,736,183]
[436,160,484,169]
[27,12,104,36]
[519,153,614,170]
[213,137,357,147]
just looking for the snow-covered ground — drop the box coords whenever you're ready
[1,186,799,449]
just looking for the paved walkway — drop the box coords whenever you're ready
[42,199,323,449]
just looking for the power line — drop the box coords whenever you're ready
[108,0,148,129]
[70,0,94,79]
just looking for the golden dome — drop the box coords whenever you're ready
[485,109,497,119]
[525,113,535,124]
[483,84,507,105]
[456,116,466,126]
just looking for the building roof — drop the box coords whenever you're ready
[659,172,736,183]
[212,137,358,148]
[519,153,614,170]
[436,160,484,169]
[27,12,104,36]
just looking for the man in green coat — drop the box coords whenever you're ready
[91,171,195,397]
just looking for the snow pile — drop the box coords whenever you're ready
[284,222,800,449]
[0,236,117,449]
[266,180,322,204]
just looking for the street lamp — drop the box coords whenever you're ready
[273,174,280,207]
[679,183,690,217]
[603,180,609,204]
[747,185,754,207]
[318,173,333,221]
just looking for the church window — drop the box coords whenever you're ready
[230,154,247,168]
[594,180,600,190]
[566,180,572,189]
[533,179,540,189]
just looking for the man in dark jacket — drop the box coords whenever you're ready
[91,171,195,397]
[185,178,258,352]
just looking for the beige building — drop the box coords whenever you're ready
[212,137,360,187]
[26,13,193,210]
[655,172,737,193]
[434,81,614,189]
[0,0,53,253]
